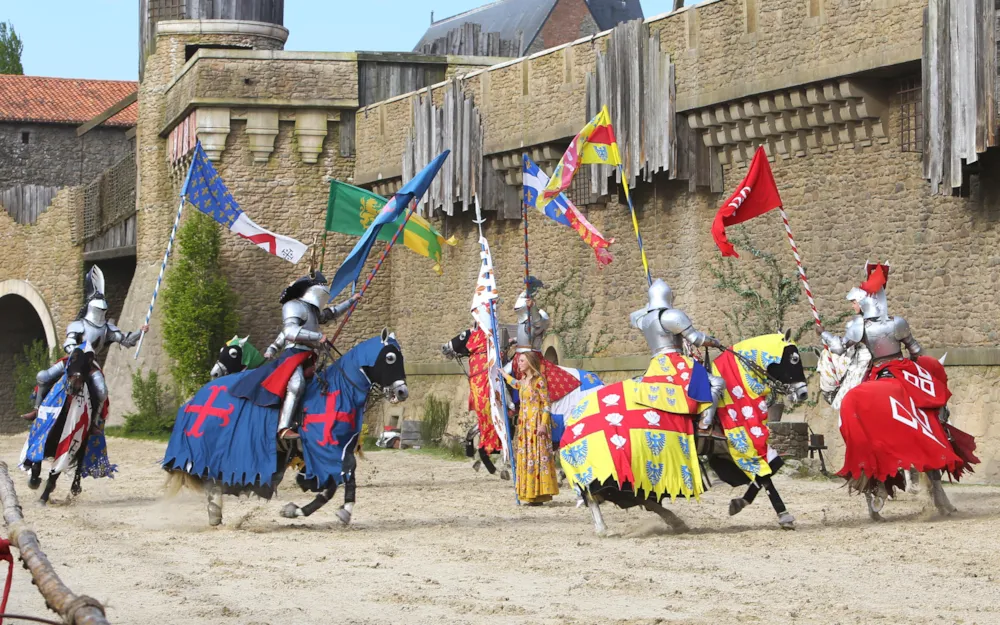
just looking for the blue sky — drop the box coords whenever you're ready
[3,1,700,81]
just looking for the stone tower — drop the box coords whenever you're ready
[139,0,285,80]
[104,1,291,419]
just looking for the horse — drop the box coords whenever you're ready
[817,348,975,522]
[19,348,117,504]
[164,330,407,527]
[210,335,265,380]
[560,332,807,535]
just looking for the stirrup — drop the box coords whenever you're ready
[278,428,300,440]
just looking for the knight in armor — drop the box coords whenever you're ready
[230,272,358,440]
[21,266,146,421]
[513,277,549,354]
[821,264,922,371]
[630,279,726,429]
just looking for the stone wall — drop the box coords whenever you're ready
[0,188,84,336]
[0,123,132,190]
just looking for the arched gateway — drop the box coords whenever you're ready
[0,280,57,431]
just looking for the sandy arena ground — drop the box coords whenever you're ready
[2,434,1000,625]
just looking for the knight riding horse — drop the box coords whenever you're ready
[821,263,978,521]
[229,271,358,440]
[442,324,507,477]
[20,266,144,503]
[165,329,407,526]
[560,279,808,535]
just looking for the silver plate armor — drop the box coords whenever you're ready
[514,291,549,353]
[822,315,922,362]
[278,298,353,353]
[65,319,141,354]
[630,279,711,356]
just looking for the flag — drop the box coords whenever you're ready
[470,236,511,462]
[711,146,783,258]
[541,106,621,209]
[522,155,614,266]
[328,150,450,302]
[549,367,604,448]
[184,142,307,263]
[326,180,457,274]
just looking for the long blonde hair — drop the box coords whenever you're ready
[517,352,544,385]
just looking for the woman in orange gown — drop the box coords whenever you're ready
[503,352,559,505]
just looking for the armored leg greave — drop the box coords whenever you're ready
[698,373,726,429]
[278,365,306,432]
[85,369,109,427]
[34,361,66,409]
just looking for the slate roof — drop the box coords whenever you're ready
[586,0,644,31]
[415,0,559,56]
[0,75,138,127]
[414,0,644,56]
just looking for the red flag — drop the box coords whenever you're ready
[711,147,783,257]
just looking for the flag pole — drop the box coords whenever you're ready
[319,230,329,274]
[475,195,519,505]
[617,165,652,287]
[777,207,823,334]
[521,197,532,336]
[134,161,194,360]
[328,200,416,347]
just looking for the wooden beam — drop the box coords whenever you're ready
[84,245,137,262]
[125,126,137,140]
[76,91,137,136]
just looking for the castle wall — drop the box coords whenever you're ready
[0,123,132,190]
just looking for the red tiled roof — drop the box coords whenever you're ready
[0,75,138,127]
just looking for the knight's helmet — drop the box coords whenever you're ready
[846,262,889,321]
[514,276,547,353]
[83,265,108,327]
[281,271,331,308]
[647,278,675,311]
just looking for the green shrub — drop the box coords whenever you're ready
[12,340,61,415]
[420,395,450,445]
[122,370,177,438]
[161,212,239,397]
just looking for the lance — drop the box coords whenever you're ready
[135,159,194,359]
[617,164,652,287]
[328,199,417,347]
[474,194,519,504]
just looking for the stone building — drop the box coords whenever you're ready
[415,0,644,57]
[3,0,1000,483]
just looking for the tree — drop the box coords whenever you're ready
[0,21,24,75]
[161,212,239,397]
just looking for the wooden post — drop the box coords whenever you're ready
[0,462,111,625]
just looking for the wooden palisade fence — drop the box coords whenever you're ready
[0,462,110,625]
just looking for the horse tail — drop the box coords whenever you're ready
[163,470,204,498]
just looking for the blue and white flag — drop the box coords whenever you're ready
[185,142,308,264]
[523,155,572,227]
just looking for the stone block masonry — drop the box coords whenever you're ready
[0,123,132,190]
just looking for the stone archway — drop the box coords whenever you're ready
[0,281,55,431]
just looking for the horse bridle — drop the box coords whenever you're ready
[720,346,799,397]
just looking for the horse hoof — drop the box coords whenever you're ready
[936,505,958,517]
[280,503,300,519]
[471,460,482,473]
[71,484,82,497]
[27,478,41,491]
[36,499,48,507]
[778,512,796,530]
[499,469,511,481]
[336,507,352,526]
[669,521,691,534]
[729,498,749,516]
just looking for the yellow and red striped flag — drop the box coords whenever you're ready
[540,106,621,209]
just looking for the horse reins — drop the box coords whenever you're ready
[719,346,798,397]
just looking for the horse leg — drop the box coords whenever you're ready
[865,481,887,522]
[336,474,357,525]
[478,448,497,475]
[755,475,795,529]
[583,491,608,536]
[730,481,760,516]
[926,470,957,516]
[281,481,338,519]
[206,481,223,526]
[641,500,690,534]
[907,467,922,495]
[39,471,59,505]
[27,462,42,490]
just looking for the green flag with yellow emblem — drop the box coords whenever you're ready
[326,180,457,274]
